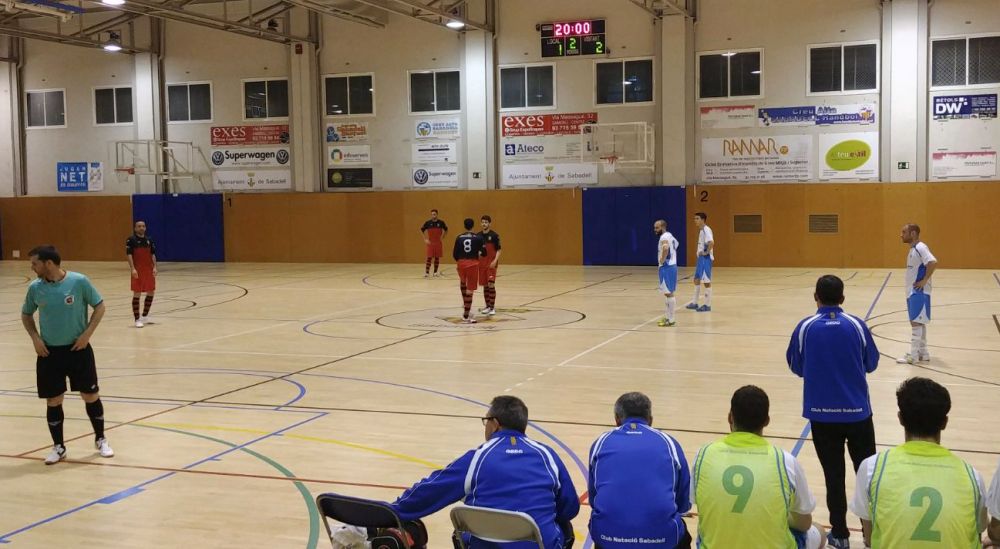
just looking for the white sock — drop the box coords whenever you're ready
[666,296,676,321]
[919,325,928,353]
[910,326,921,356]
[692,286,701,304]
[705,287,712,306]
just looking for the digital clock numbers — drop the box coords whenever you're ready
[540,19,606,58]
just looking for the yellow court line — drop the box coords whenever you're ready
[138,421,443,469]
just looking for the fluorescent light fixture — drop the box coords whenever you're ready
[446,20,465,29]
[103,31,123,52]
[623,81,633,85]
[721,51,736,57]
[103,42,122,52]
[751,70,761,75]
[102,0,126,6]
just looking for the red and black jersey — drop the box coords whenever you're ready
[453,232,485,261]
[126,235,156,269]
[479,230,501,261]
[421,219,448,243]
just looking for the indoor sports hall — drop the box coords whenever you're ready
[0,1,998,548]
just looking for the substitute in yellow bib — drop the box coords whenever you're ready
[850,377,988,548]
[693,385,826,549]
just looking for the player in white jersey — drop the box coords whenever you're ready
[987,458,1000,546]
[654,220,679,327]
[686,212,714,312]
[897,224,937,364]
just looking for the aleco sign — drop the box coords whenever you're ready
[211,125,290,146]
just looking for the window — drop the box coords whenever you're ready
[500,65,555,110]
[324,73,374,116]
[409,70,460,113]
[595,59,654,105]
[808,42,878,94]
[698,50,762,99]
[932,35,1000,88]
[26,89,66,128]
[167,82,212,122]
[243,79,288,120]
[94,87,133,125]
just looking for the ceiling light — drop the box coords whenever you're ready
[103,31,123,52]
[721,51,736,57]
[446,20,465,29]
[751,70,761,75]
[102,0,126,6]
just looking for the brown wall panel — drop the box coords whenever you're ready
[0,196,132,261]
[687,182,1000,269]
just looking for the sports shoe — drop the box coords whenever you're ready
[96,438,114,458]
[479,306,491,314]
[826,534,850,549]
[134,319,144,328]
[140,316,152,324]
[657,318,676,327]
[463,317,477,324]
[44,445,66,465]
[918,351,931,362]
[685,302,699,310]
[433,272,441,277]
[484,308,496,316]
[896,354,916,364]
[423,273,429,278]
[696,305,711,312]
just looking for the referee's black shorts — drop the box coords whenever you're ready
[36,344,99,399]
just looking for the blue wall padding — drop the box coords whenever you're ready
[582,186,687,266]
[131,194,224,262]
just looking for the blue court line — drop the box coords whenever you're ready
[789,271,892,457]
[0,411,327,543]
[297,372,590,479]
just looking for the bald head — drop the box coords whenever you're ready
[653,219,667,235]
[900,223,921,244]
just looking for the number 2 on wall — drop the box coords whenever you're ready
[699,190,709,202]
[595,40,604,54]
[568,37,577,51]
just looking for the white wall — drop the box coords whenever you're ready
[0,62,15,197]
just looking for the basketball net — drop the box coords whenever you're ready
[601,155,618,174]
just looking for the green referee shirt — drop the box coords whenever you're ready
[22,272,103,346]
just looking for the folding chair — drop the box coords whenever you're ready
[315,493,425,549]
[449,504,546,549]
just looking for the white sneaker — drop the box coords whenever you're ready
[96,438,114,458]
[140,316,152,324]
[134,319,144,328]
[484,308,496,316]
[896,354,915,364]
[463,317,477,324]
[918,352,931,362]
[479,306,491,314]
[423,273,429,278]
[44,445,66,465]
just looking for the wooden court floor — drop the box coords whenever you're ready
[0,261,997,547]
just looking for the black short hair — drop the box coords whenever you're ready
[730,385,769,432]
[488,395,529,433]
[430,209,438,214]
[897,377,951,438]
[614,392,652,422]
[134,220,146,226]
[29,245,61,265]
[815,275,845,306]
[905,223,921,235]
[464,218,474,230]
[695,212,707,221]
[481,215,492,223]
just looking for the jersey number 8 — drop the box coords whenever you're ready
[463,239,473,253]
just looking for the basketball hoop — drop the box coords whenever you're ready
[600,155,618,174]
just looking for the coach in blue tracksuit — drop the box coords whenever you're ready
[390,395,580,549]
[787,274,880,549]
[588,392,692,549]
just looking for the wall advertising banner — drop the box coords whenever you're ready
[501,163,598,186]
[700,105,756,129]
[56,162,103,192]
[212,170,292,191]
[501,135,582,162]
[931,151,997,178]
[758,106,816,127]
[415,118,461,139]
[326,122,370,142]
[210,148,291,168]
[932,94,998,120]
[818,132,879,180]
[701,135,813,182]
[815,104,877,126]
[327,168,374,188]
[412,142,458,164]
[412,167,460,188]
[328,145,371,166]
[500,112,598,137]
[211,125,290,146]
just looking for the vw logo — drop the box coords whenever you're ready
[276,149,290,164]
[413,169,429,185]
[211,151,225,166]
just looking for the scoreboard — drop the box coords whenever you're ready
[540,19,606,58]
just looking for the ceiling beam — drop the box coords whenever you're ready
[627,0,657,16]
[274,0,383,28]
[0,22,149,50]
[658,0,690,17]
[383,0,488,30]
[344,0,488,31]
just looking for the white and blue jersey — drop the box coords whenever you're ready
[905,242,936,324]
[694,226,714,282]
[589,418,691,549]
[391,430,580,549]
[786,306,880,423]
[658,231,679,294]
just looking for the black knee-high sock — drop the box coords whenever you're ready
[143,295,154,316]
[46,405,64,447]
[461,285,471,317]
[85,399,105,440]
[132,296,140,320]
[486,286,496,309]
[425,258,432,274]
[433,257,440,273]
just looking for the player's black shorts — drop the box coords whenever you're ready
[36,344,99,398]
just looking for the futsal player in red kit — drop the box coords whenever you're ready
[126,221,157,328]
[453,218,485,324]
[478,215,502,315]
[420,209,448,277]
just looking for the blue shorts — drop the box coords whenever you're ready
[658,264,678,294]
[907,292,931,324]
[791,528,807,549]
[694,256,713,282]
